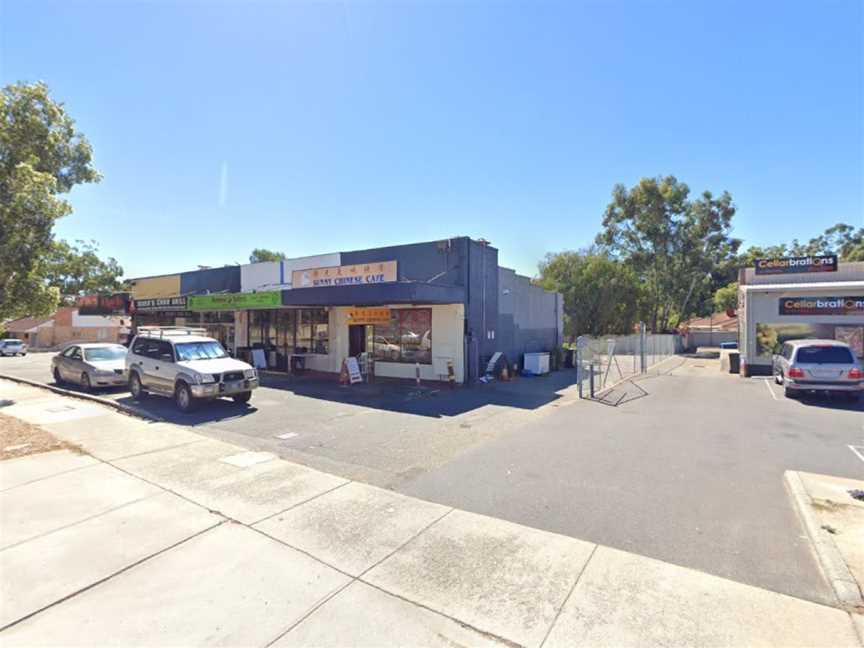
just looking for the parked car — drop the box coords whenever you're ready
[126,327,258,412]
[52,343,128,391]
[772,339,863,400]
[0,339,27,356]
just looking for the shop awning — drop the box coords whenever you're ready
[280,282,465,307]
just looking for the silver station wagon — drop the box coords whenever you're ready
[772,339,863,401]
[52,343,128,391]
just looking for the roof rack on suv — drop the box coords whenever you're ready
[135,326,208,339]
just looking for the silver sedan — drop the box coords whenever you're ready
[52,343,128,391]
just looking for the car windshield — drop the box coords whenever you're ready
[175,341,228,361]
[4,339,22,344]
[84,347,126,361]
[795,346,854,364]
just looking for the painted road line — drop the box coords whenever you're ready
[763,379,778,401]
[848,445,864,464]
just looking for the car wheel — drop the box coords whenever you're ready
[774,370,782,385]
[129,372,147,400]
[232,391,252,405]
[81,372,92,392]
[53,367,63,385]
[175,382,196,412]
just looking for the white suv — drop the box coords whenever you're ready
[126,327,259,412]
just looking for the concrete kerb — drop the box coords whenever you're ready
[784,470,864,611]
[0,373,165,424]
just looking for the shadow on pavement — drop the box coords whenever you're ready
[591,380,650,407]
[11,367,582,425]
[251,369,582,419]
[792,393,864,413]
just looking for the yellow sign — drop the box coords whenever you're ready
[347,307,391,325]
[293,261,397,289]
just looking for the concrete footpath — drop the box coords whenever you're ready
[1,379,862,647]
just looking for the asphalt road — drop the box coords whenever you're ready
[399,357,864,607]
[0,352,578,486]
[3,351,862,606]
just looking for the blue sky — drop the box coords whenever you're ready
[2,0,862,279]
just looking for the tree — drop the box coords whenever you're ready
[713,282,738,313]
[44,239,125,296]
[538,249,643,338]
[249,248,286,263]
[0,82,100,320]
[734,223,864,267]
[596,176,740,331]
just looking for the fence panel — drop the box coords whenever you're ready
[575,331,681,397]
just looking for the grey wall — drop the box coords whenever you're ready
[341,239,466,287]
[342,237,500,380]
[180,266,241,296]
[497,267,561,369]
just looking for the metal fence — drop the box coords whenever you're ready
[574,329,682,398]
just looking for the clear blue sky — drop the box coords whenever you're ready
[2,0,862,279]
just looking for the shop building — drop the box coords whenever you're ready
[128,237,563,384]
[2,307,129,349]
[738,256,864,375]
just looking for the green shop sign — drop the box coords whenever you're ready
[188,291,281,311]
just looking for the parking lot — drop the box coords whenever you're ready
[0,352,583,486]
[2,350,862,608]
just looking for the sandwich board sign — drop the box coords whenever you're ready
[345,357,363,384]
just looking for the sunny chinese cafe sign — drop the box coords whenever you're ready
[292,261,398,289]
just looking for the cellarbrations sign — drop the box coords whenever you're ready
[779,296,864,316]
[755,254,837,275]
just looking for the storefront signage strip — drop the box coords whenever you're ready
[755,254,837,275]
[347,307,392,325]
[293,261,397,289]
[779,296,864,316]
[188,291,281,311]
[132,296,188,312]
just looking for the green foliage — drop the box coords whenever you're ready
[713,282,738,313]
[538,250,642,337]
[596,176,740,331]
[0,82,99,320]
[249,248,286,263]
[735,223,864,266]
[44,239,125,296]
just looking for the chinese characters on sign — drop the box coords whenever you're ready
[347,307,392,325]
[293,261,397,289]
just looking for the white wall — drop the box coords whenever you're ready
[323,304,465,382]
[743,286,864,364]
[241,253,342,292]
[743,261,864,286]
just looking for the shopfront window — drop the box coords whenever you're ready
[372,308,432,364]
[276,310,296,354]
[312,309,329,354]
[249,308,328,356]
